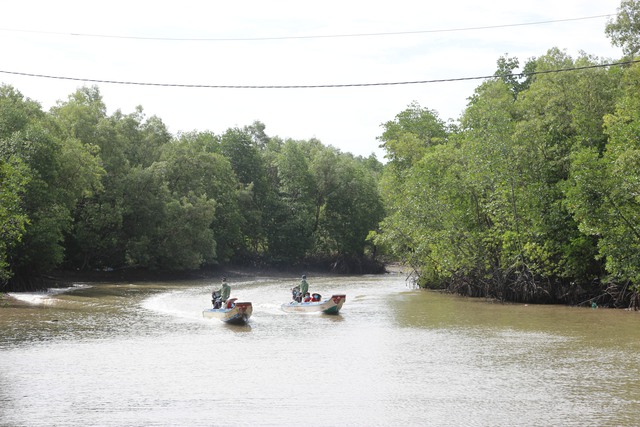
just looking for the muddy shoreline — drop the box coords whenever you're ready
[13,261,396,287]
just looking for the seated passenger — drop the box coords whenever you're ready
[303,292,312,302]
[312,293,322,302]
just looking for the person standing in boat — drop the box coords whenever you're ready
[220,277,231,302]
[213,277,231,308]
[299,275,309,300]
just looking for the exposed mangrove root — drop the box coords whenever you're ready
[419,264,638,308]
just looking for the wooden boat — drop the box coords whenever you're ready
[281,294,346,315]
[202,298,252,325]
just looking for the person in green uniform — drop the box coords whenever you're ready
[299,275,309,298]
[212,277,231,308]
[220,277,231,302]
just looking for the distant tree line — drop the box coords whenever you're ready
[0,85,384,291]
[373,1,640,308]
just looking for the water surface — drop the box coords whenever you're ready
[1,272,638,426]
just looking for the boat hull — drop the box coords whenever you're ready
[280,294,346,314]
[203,301,252,325]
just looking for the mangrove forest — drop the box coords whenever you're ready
[2,0,640,309]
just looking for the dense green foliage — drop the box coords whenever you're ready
[606,0,640,57]
[373,1,640,308]
[0,87,384,290]
[375,44,640,307]
[370,3,640,308]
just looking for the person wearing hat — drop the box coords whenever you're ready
[212,277,231,308]
[299,275,309,298]
[220,277,231,302]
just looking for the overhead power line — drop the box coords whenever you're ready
[0,14,614,42]
[1,60,638,89]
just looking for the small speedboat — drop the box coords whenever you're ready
[203,298,253,325]
[281,294,346,315]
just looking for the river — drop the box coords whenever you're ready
[1,270,639,426]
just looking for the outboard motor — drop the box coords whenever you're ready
[211,290,222,309]
[291,286,302,303]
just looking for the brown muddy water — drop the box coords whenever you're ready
[1,271,639,426]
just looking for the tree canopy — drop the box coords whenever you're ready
[0,85,384,290]
[375,47,640,308]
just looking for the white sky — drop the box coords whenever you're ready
[1,0,624,160]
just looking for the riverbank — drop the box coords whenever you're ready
[5,260,390,290]
[2,255,388,293]
[0,291,36,308]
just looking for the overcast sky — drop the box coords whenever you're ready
[1,0,624,159]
